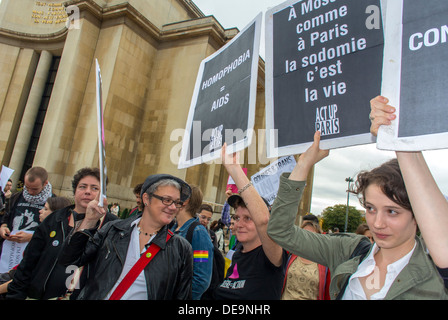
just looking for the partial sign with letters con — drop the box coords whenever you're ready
[378,0,448,151]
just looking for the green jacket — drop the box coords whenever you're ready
[267,173,448,300]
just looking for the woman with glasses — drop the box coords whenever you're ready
[59,174,194,300]
[213,145,287,300]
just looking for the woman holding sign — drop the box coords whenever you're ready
[6,168,117,300]
[214,144,287,300]
[267,96,448,299]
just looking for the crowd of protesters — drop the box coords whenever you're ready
[0,96,447,300]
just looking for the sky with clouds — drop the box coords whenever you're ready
[192,0,448,215]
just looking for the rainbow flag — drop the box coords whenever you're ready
[193,250,209,262]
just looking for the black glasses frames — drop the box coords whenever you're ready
[151,194,184,208]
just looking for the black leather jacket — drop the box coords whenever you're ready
[6,205,117,299]
[59,215,193,300]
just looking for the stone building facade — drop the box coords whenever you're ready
[0,0,312,215]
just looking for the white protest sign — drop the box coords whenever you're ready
[0,231,33,273]
[0,165,14,191]
[95,59,107,206]
[251,155,297,204]
[378,0,448,151]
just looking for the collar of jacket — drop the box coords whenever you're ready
[332,236,441,300]
[53,205,87,224]
[54,205,75,223]
[172,217,197,235]
[110,213,172,250]
[384,236,436,299]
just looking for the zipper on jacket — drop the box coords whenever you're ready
[105,241,111,260]
[101,235,126,300]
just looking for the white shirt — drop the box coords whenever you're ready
[342,241,416,300]
[104,218,155,300]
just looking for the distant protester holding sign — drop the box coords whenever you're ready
[267,97,448,299]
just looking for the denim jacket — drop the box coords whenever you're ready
[172,218,213,300]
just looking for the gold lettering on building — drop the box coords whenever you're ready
[32,1,68,25]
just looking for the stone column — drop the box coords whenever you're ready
[33,11,101,192]
[9,50,53,184]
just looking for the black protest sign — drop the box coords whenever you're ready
[265,0,383,157]
[178,14,262,169]
[378,0,448,151]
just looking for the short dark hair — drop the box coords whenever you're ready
[25,167,48,184]
[303,214,319,224]
[199,203,213,213]
[133,183,143,195]
[353,158,412,213]
[72,168,101,194]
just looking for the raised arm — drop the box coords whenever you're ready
[221,144,284,267]
[59,195,108,267]
[77,193,108,231]
[288,131,330,182]
[370,95,448,268]
[267,132,365,268]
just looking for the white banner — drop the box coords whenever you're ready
[0,231,33,273]
[251,156,297,204]
[95,59,107,206]
[0,165,14,191]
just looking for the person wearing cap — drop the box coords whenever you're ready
[58,174,193,300]
[213,144,287,300]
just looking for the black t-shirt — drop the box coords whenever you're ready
[11,195,43,232]
[214,245,287,300]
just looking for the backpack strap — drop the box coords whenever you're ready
[185,220,201,244]
[349,237,372,261]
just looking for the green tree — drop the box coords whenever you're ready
[321,204,363,233]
